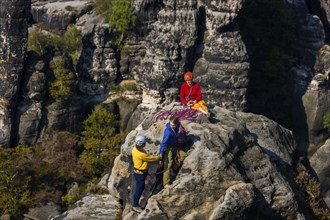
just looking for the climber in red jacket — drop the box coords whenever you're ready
[180,71,209,115]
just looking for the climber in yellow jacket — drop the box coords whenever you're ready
[132,135,161,213]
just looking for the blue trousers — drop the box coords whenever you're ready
[133,172,147,207]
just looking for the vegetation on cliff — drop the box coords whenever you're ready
[94,0,136,45]
[28,24,82,65]
[295,163,330,219]
[49,59,76,100]
[79,105,126,178]
[0,106,125,218]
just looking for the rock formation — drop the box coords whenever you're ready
[0,0,31,146]
[307,0,330,41]
[53,104,310,219]
[31,0,93,33]
[303,44,330,207]
[133,0,249,110]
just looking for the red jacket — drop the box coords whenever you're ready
[180,82,202,105]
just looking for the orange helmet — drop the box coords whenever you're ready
[184,72,193,81]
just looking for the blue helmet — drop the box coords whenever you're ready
[135,135,147,147]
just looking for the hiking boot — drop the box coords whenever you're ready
[132,206,143,213]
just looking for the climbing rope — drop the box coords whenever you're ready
[153,104,199,123]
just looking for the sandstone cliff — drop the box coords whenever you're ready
[0,0,329,218]
[53,104,308,219]
[0,0,30,146]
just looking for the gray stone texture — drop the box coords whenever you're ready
[54,105,306,219]
[76,24,118,96]
[0,0,30,146]
[310,138,330,207]
[31,0,93,33]
[303,44,330,155]
[132,0,249,111]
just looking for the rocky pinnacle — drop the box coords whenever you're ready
[0,0,31,146]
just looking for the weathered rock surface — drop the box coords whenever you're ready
[310,138,330,207]
[25,202,61,220]
[0,0,30,146]
[303,44,330,207]
[54,104,308,219]
[77,24,118,96]
[291,0,325,67]
[51,194,122,220]
[16,51,46,145]
[303,44,330,155]
[133,0,249,111]
[133,0,198,97]
[195,0,249,111]
[31,0,93,33]
[308,0,330,41]
[44,54,82,134]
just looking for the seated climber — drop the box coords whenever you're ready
[132,135,161,213]
[159,115,187,189]
[180,71,209,116]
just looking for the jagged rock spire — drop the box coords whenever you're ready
[0,0,31,146]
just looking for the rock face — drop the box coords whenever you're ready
[77,24,119,96]
[133,0,249,110]
[16,51,82,145]
[133,0,199,97]
[54,104,310,219]
[194,0,249,111]
[310,138,330,207]
[31,0,93,33]
[0,0,30,146]
[308,0,330,41]
[303,44,330,155]
[17,52,46,145]
[302,44,330,206]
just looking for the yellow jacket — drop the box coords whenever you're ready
[132,146,159,174]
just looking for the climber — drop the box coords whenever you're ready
[180,71,209,116]
[132,135,162,213]
[159,115,187,189]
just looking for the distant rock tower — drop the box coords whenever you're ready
[0,0,31,146]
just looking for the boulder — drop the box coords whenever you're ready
[54,104,308,219]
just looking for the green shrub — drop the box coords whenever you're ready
[323,110,330,132]
[109,80,140,94]
[79,105,126,178]
[120,81,139,92]
[0,146,32,218]
[61,183,87,206]
[109,82,121,94]
[109,0,136,33]
[28,24,82,65]
[28,24,59,55]
[49,59,75,100]
[94,0,136,46]
[94,0,112,22]
[61,24,82,65]
[30,131,84,206]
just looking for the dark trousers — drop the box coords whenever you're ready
[133,172,147,207]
